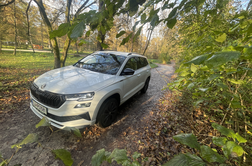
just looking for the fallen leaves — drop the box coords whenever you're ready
[0,67,50,120]
[82,126,104,141]
[116,90,223,165]
[112,91,194,165]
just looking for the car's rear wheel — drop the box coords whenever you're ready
[141,77,150,93]
[97,98,118,128]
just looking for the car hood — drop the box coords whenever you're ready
[34,66,116,94]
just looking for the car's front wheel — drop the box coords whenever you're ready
[97,98,119,128]
[141,77,150,93]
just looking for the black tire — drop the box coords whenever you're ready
[96,98,119,128]
[141,77,150,93]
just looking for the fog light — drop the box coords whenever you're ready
[74,102,91,108]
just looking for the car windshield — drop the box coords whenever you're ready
[74,53,126,75]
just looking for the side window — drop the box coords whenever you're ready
[142,57,149,66]
[124,58,137,70]
[134,57,142,69]
[137,57,148,69]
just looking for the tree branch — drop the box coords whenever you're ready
[78,1,96,15]
[72,0,96,20]
[26,0,35,52]
[26,0,32,34]
[66,0,72,23]
[51,10,64,25]
[33,0,53,31]
[75,0,89,17]
[247,0,252,11]
[0,0,15,8]
[142,27,154,55]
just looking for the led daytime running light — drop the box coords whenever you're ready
[65,92,95,101]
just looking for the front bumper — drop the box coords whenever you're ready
[30,95,94,130]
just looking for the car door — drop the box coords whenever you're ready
[120,57,140,102]
[135,57,150,88]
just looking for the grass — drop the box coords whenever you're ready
[148,59,162,64]
[149,62,158,68]
[0,51,81,69]
[0,51,82,115]
[148,59,159,68]
[148,58,172,65]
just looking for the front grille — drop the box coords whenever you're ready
[30,83,66,108]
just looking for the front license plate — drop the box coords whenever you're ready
[32,100,47,115]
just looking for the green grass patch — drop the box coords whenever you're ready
[149,62,158,68]
[0,51,81,90]
[148,59,159,68]
[0,51,82,114]
[149,58,171,65]
[0,51,81,69]
[148,59,162,64]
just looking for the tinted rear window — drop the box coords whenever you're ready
[135,57,149,69]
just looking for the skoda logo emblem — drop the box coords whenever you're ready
[41,84,46,89]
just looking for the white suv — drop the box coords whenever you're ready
[30,51,151,130]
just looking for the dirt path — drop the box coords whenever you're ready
[0,64,174,166]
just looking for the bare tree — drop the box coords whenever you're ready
[13,0,17,55]
[61,0,72,67]
[34,0,60,68]
[0,33,2,53]
[26,0,35,53]
[34,0,95,68]
[142,26,154,55]
[61,0,96,66]
[40,21,43,48]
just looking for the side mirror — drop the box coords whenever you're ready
[121,68,135,75]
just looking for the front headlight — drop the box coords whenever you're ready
[65,92,95,101]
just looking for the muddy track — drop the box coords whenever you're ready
[0,64,174,166]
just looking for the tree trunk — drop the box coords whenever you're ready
[34,0,60,68]
[41,22,43,49]
[142,26,154,56]
[48,35,52,52]
[115,38,117,51]
[29,35,35,52]
[61,36,71,67]
[97,30,105,51]
[131,34,134,52]
[26,0,35,53]
[75,41,79,53]
[51,38,61,68]
[0,33,2,53]
[13,0,17,55]
[140,31,142,53]
[61,0,72,67]
[97,0,105,51]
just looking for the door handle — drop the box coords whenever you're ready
[137,74,141,77]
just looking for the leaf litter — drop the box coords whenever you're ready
[0,67,50,122]
[75,88,232,165]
